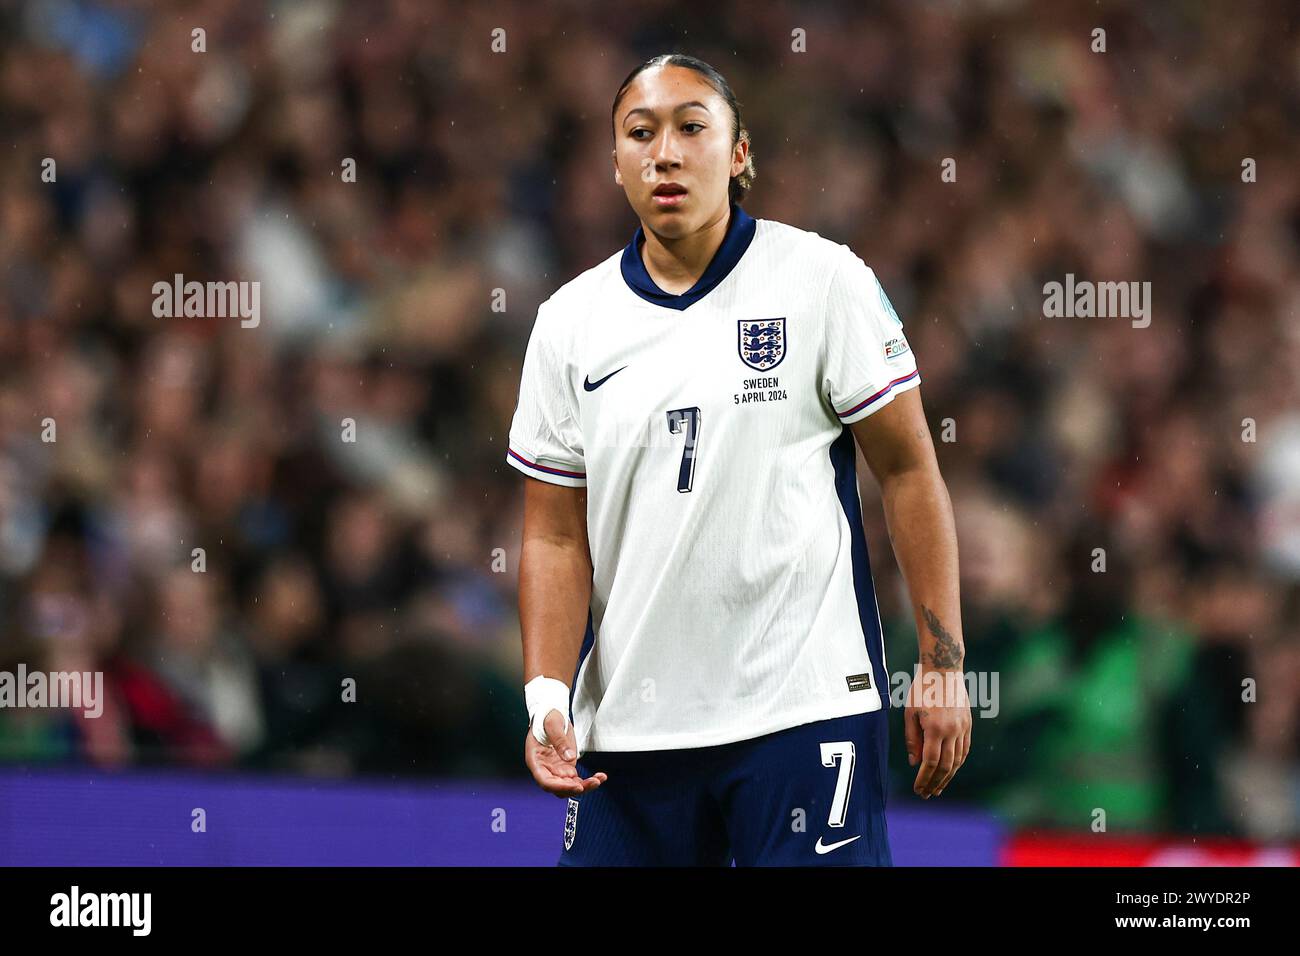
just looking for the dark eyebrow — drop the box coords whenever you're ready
[622,101,712,126]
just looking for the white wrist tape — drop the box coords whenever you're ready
[524,676,571,746]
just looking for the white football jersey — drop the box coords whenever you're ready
[507,203,921,752]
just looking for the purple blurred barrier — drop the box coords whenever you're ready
[0,768,1003,865]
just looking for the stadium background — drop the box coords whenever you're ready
[0,0,1297,863]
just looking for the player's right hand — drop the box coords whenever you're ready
[523,709,608,797]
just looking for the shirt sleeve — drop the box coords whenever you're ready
[505,303,587,487]
[821,245,921,425]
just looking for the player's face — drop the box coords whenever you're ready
[612,66,745,237]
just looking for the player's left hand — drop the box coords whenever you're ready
[903,666,972,799]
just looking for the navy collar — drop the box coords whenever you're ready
[620,202,757,311]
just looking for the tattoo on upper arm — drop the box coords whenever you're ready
[921,605,963,669]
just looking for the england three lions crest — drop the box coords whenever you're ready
[738,317,786,371]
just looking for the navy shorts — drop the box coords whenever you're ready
[557,708,892,866]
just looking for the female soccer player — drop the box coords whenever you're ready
[507,53,970,866]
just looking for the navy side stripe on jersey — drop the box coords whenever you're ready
[829,425,890,711]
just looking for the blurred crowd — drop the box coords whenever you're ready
[0,0,1297,839]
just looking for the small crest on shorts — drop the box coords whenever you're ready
[738,318,786,371]
[564,797,579,850]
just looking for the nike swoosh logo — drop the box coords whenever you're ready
[583,366,628,391]
[814,834,862,855]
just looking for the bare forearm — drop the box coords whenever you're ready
[878,465,964,670]
[520,536,593,683]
